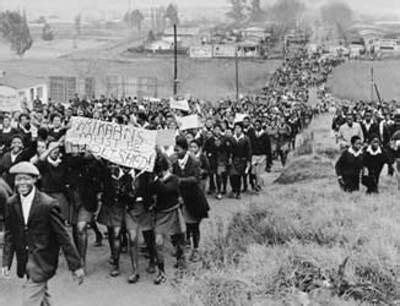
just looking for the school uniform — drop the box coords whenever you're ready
[335,147,364,192]
[361,121,379,143]
[36,157,70,222]
[150,173,185,236]
[172,153,209,224]
[230,134,252,194]
[362,146,393,193]
[248,129,272,175]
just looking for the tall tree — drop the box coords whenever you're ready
[320,2,354,44]
[164,3,179,26]
[42,22,54,41]
[0,10,33,57]
[269,0,305,33]
[131,9,145,31]
[250,0,265,22]
[226,0,249,24]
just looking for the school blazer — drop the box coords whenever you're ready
[2,190,81,282]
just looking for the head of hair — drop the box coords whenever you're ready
[350,135,361,145]
[154,152,170,173]
[175,135,189,151]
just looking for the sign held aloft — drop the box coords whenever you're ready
[65,117,157,172]
[177,114,202,130]
[170,98,190,112]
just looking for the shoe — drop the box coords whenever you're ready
[120,246,127,254]
[190,249,201,262]
[216,193,222,200]
[235,193,241,200]
[110,267,120,277]
[221,190,226,195]
[94,240,103,247]
[207,190,215,195]
[127,274,140,284]
[153,272,167,285]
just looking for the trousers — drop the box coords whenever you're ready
[22,278,51,306]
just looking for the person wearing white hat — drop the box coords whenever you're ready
[2,161,84,306]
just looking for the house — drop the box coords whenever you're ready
[0,73,48,110]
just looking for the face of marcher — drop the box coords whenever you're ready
[15,173,36,196]
[174,145,186,159]
[255,122,261,131]
[185,133,194,144]
[371,138,379,150]
[37,141,47,156]
[346,115,353,125]
[53,116,61,128]
[49,147,60,160]
[3,117,10,128]
[11,138,23,154]
[20,116,29,127]
[365,113,372,122]
[234,125,242,137]
[352,139,362,152]
[190,142,200,155]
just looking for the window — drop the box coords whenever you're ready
[36,86,43,99]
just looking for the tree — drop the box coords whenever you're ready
[226,0,249,24]
[147,30,156,43]
[249,0,265,22]
[320,2,354,44]
[269,0,306,34]
[164,4,179,26]
[0,10,33,57]
[42,22,54,41]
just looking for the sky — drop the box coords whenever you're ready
[1,0,400,20]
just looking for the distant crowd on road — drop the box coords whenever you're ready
[0,46,341,305]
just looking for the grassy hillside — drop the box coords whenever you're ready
[0,57,280,101]
[173,114,400,305]
[328,60,400,102]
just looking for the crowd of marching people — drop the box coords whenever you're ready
[0,46,339,302]
[332,98,400,193]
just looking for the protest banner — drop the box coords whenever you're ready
[170,98,190,111]
[156,129,176,147]
[234,113,249,123]
[0,85,20,112]
[176,114,202,131]
[65,116,157,172]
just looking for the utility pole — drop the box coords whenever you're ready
[173,24,178,96]
[235,49,239,101]
[370,65,374,102]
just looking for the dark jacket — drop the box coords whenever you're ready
[36,159,68,194]
[64,155,106,212]
[2,190,81,282]
[361,122,379,143]
[248,129,272,164]
[150,174,180,212]
[172,154,209,220]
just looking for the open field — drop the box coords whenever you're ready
[0,56,280,101]
[328,60,400,102]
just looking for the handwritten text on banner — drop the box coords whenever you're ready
[65,117,157,171]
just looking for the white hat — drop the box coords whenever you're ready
[10,162,40,176]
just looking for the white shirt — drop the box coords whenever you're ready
[20,187,36,225]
